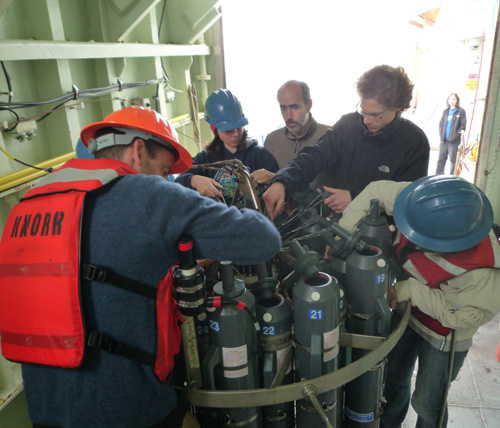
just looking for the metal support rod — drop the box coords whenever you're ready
[270,345,294,388]
[437,329,457,428]
[302,384,334,428]
[180,316,203,388]
[277,191,325,231]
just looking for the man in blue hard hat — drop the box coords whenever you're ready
[338,175,500,428]
[175,88,279,201]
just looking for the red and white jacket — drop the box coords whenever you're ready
[395,230,500,336]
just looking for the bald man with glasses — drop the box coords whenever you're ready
[263,65,430,220]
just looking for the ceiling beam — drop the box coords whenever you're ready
[0,40,210,61]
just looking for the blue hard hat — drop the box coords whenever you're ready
[204,89,249,131]
[75,138,94,159]
[394,175,493,252]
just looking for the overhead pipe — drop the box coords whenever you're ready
[0,161,68,196]
[170,114,191,124]
[0,110,195,196]
[0,152,75,188]
[196,35,211,104]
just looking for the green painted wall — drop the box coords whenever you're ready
[0,0,224,423]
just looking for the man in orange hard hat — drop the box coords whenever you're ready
[0,106,282,428]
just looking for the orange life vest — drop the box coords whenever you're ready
[0,159,181,381]
[395,230,500,336]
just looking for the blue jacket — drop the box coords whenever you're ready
[175,138,278,188]
[438,106,467,144]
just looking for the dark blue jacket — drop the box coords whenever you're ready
[175,139,278,189]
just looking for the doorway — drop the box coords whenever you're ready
[221,0,498,180]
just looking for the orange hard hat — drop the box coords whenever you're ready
[80,106,192,174]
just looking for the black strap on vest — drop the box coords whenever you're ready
[81,263,157,300]
[86,332,156,367]
[396,241,422,280]
[398,241,420,266]
[81,262,158,367]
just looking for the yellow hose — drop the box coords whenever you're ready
[0,161,69,193]
[0,152,75,187]
[169,114,191,124]
[0,112,193,193]
[0,111,192,189]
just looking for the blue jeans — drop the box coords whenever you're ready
[380,313,468,428]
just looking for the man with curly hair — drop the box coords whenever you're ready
[263,65,430,220]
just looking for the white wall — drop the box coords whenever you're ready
[222,0,498,153]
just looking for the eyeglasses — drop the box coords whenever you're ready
[356,102,390,121]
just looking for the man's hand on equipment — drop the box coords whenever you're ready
[251,169,275,185]
[197,259,214,270]
[387,286,398,309]
[191,175,223,198]
[263,182,286,221]
[323,186,352,213]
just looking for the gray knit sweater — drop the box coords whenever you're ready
[22,163,281,428]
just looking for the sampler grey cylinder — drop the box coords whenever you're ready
[358,199,396,287]
[345,246,390,336]
[326,258,347,325]
[255,278,294,428]
[293,272,341,427]
[343,246,391,428]
[202,261,262,427]
[358,199,393,258]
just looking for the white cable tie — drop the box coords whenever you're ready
[72,84,79,100]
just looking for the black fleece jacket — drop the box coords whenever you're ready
[271,112,430,199]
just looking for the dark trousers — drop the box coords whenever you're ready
[32,394,190,428]
[436,139,460,175]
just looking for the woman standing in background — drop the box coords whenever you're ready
[436,93,467,175]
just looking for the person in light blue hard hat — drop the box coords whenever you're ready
[75,138,94,159]
[175,89,279,203]
[338,175,500,428]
